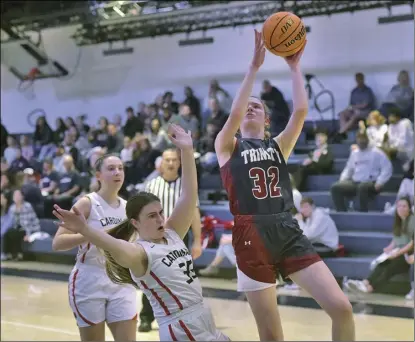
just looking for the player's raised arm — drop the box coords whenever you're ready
[215,29,266,159]
[52,205,147,277]
[164,124,198,239]
[274,43,308,161]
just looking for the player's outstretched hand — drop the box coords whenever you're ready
[53,204,88,234]
[167,124,193,150]
[284,40,307,70]
[251,29,265,70]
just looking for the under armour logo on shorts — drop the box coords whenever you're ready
[245,241,251,246]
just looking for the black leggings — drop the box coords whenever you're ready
[2,229,26,257]
[367,255,410,290]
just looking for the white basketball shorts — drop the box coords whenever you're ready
[68,264,137,328]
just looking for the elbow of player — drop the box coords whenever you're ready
[51,239,62,251]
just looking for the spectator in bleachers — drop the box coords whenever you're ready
[384,170,414,214]
[54,117,67,143]
[295,197,339,257]
[123,106,144,139]
[52,145,66,173]
[204,98,227,133]
[33,116,55,160]
[8,148,30,173]
[20,168,44,217]
[184,86,201,122]
[44,155,81,217]
[261,79,291,136]
[199,233,236,276]
[64,117,77,134]
[331,131,392,212]
[177,103,200,141]
[206,79,232,113]
[338,73,375,138]
[381,70,414,120]
[89,117,109,147]
[133,137,161,183]
[160,103,180,129]
[120,136,135,164]
[2,189,40,261]
[0,191,13,237]
[383,108,414,171]
[360,110,388,149]
[113,113,123,130]
[20,135,34,162]
[406,253,414,300]
[0,120,8,157]
[4,136,19,165]
[39,159,59,196]
[345,196,414,294]
[146,118,171,152]
[143,156,163,184]
[293,128,333,191]
[75,114,90,136]
[62,131,80,168]
[106,124,123,153]
[198,123,218,172]
[163,91,179,114]
[0,173,11,193]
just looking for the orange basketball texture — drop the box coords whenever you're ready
[262,12,306,57]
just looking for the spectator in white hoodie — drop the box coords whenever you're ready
[361,110,388,148]
[296,197,339,257]
[331,131,392,212]
[384,108,414,170]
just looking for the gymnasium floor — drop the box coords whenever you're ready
[1,261,414,341]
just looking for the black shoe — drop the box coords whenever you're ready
[138,320,152,332]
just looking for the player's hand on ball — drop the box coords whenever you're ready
[168,124,193,150]
[284,40,307,70]
[53,204,88,234]
[251,29,266,70]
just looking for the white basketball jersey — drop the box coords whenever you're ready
[130,229,204,322]
[76,192,127,267]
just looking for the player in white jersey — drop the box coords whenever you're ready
[52,154,137,341]
[52,124,230,341]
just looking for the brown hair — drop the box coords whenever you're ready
[94,153,122,190]
[392,196,413,237]
[103,192,161,288]
[300,197,314,206]
[237,96,271,139]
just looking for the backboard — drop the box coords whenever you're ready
[1,30,69,82]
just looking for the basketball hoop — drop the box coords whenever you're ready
[18,67,39,99]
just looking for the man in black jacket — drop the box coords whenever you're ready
[294,128,334,191]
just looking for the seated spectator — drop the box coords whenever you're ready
[198,123,218,172]
[8,148,30,173]
[44,154,81,218]
[293,128,333,191]
[331,132,392,212]
[75,114,90,137]
[33,116,55,161]
[380,70,414,120]
[206,79,232,114]
[52,145,66,173]
[146,118,171,152]
[3,136,19,165]
[107,124,124,154]
[39,159,59,196]
[120,136,135,164]
[0,120,8,157]
[204,98,227,132]
[1,173,12,193]
[133,138,161,183]
[344,197,414,294]
[261,79,291,136]
[53,117,67,143]
[383,108,414,171]
[176,104,200,141]
[361,110,388,148]
[406,254,414,300]
[338,73,375,137]
[20,135,34,161]
[163,91,179,114]
[295,197,339,257]
[199,233,236,276]
[159,103,180,130]
[20,168,44,218]
[123,106,144,139]
[89,117,109,147]
[384,170,414,214]
[2,189,41,261]
[183,86,201,122]
[1,191,13,240]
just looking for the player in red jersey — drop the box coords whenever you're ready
[214,29,355,341]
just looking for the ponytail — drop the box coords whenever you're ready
[103,220,139,289]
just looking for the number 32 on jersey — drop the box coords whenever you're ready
[249,166,282,199]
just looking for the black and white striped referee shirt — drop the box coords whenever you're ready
[145,175,199,218]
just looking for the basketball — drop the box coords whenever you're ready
[262,12,306,57]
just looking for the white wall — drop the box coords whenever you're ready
[1,5,413,133]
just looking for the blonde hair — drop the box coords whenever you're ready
[366,110,386,126]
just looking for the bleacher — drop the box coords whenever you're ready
[22,121,411,295]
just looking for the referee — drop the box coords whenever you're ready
[138,147,202,333]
